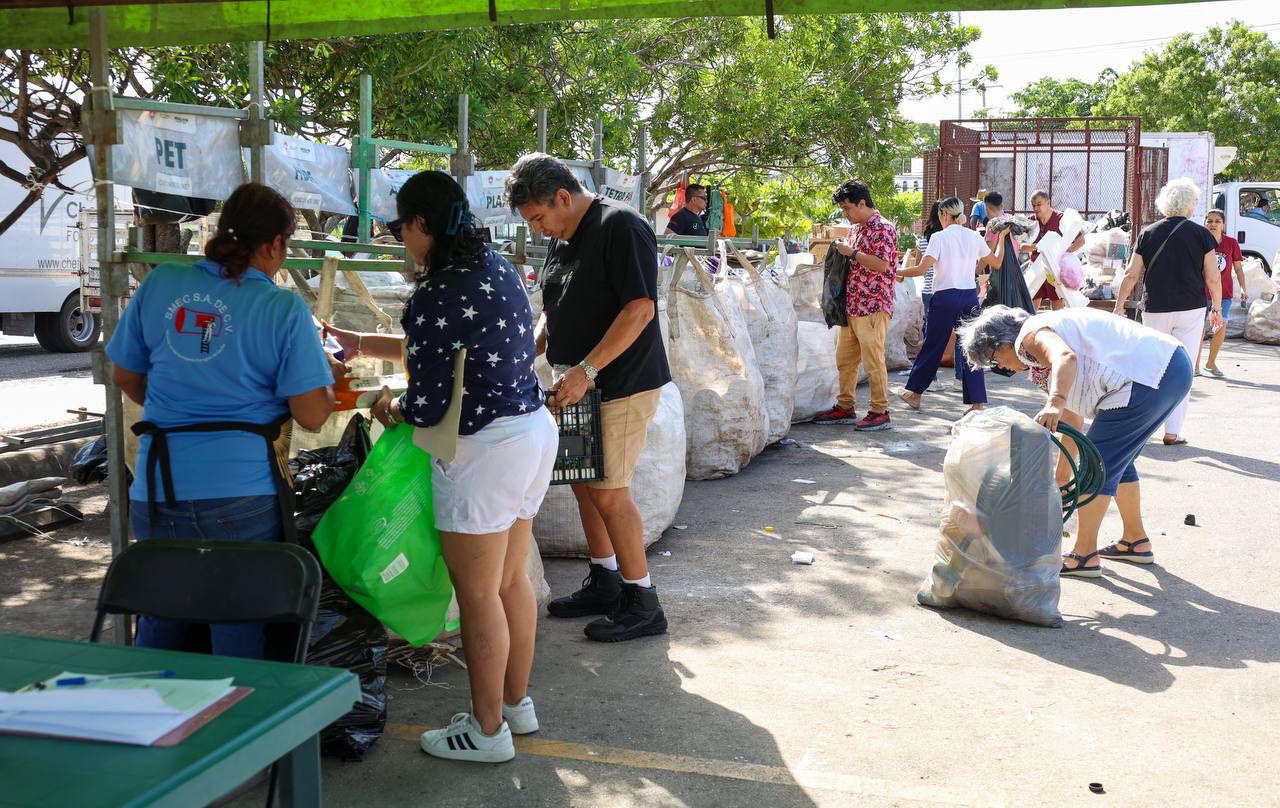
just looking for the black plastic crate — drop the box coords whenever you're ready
[550,389,605,485]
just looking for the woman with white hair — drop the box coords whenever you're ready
[898,196,1004,413]
[1113,177,1223,445]
[957,305,1193,577]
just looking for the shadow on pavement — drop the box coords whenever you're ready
[936,566,1280,694]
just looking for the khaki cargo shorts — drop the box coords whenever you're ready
[589,387,662,490]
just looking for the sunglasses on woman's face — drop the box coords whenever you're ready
[990,365,1017,378]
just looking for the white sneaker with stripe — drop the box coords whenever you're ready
[419,712,515,763]
[502,696,539,735]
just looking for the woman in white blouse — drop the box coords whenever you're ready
[957,305,1193,578]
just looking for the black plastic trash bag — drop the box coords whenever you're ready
[982,233,1035,314]
[70,436,109,484]
[821,246,849,328]
[288,415,387,761]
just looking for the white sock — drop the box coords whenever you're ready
[623,574,653,589]
[590,555,618,572]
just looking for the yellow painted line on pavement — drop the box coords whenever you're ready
[385,723,995,806]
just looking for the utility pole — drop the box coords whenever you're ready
[956,11,964,118]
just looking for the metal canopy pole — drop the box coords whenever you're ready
[536,107,548,153]
[450,94,475,182]
[88,9,130,645]
[636,125,648,222]
[590,117,605,190]
[247,41,267,184]
[357,74,373,243]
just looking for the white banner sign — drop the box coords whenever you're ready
[601,169,642,210]
[465,170,521,227]
[247,133,355,215]
[368,168,418,221]
[106,110,243,199]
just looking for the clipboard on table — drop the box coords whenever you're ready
[412,349,466,463]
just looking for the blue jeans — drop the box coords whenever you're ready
[129,495,281,659]
[908,288,986,403]
[921,292,963,383]
[1086,347,1194,496]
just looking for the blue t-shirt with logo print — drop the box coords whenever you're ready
[107,259,333,502]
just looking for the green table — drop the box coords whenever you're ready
[0,633,359,807]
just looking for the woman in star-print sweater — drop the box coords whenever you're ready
[323,171,557,763]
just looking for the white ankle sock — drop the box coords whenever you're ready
[590,555,618,572]
[623,574,652,589]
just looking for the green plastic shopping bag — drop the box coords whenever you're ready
[311,423,453,646]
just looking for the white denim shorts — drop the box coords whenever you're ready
[431,408,558,535]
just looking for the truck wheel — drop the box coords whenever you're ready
[34,294,100,353]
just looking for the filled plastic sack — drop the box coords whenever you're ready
[982,233,1036,314]
[820,247,849,328]
[792,322,841,422]
[917,407,1062,627]
[533,381,686,556]
[288,415,387,760]
[70,437,109,484]
[720,241,799,444]
[788,261,825,324]
[311,423,453,646]
[1245,296,1280,345]
[886,278,925,369]
[666,249,768,479]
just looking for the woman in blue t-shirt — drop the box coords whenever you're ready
[107,183,339,659]
[323,171,556,764]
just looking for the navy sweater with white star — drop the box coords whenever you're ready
[397,247,544,435]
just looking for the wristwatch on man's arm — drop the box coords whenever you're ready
[577,360,599,382]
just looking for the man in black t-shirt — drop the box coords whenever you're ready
[507,153,672,643]
[664,183,710,237]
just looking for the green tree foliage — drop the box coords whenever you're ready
[2,14,979,234]
[1007,22,1279,180]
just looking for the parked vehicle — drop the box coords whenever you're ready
[1213,182,1280,275]
[0,143,128,351]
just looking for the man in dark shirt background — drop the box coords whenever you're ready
[664,183,710,237]
[507,153,672,643]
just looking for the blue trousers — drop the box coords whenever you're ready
[129,495,281,659]
[908,287,986,404]
[922,293,962,382]
[1086,347,1194,496]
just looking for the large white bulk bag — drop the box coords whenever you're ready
[1245,297,1280,345]
[721,242,799,444]
[532,381,687,557]
[888,278,925,368]
[788,262,824,323]
[666,249,768,479]
[792,321,841,422]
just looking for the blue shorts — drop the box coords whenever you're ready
[1084,347,1193,497]
[1206,298,1232,324]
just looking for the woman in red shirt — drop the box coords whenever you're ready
[1022,189,1085,310]
[1198,208,1247,376]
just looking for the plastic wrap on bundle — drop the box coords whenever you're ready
[289,414,387,759]
[917,407,1063,627]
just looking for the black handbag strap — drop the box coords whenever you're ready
[132,416,297,543]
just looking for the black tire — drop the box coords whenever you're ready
[34,293,100,353]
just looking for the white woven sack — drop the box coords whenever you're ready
[666,249,768,479]
[788,262,824,323]
[532,381,686,557]
[793,321,841,422]
[887,279,925,368]
[1245,297,1280,345]
[720,241,799,444]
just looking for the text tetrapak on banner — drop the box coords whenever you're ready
[107,110,243,199]
[465,171,521,227]
[369,168,417,221]
[601,169,642,211]
[247,133,356,215]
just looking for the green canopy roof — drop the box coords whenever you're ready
[1,0,1214,50]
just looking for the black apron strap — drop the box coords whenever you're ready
[132,416,298,543]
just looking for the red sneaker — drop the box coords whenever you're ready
[812,406,857,425]
[855,411,892,432]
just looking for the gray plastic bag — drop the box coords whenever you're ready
[918,407,1062,627]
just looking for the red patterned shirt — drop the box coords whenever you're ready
[845,211,899,318]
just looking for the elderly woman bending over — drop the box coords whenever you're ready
[957,306,1193,578]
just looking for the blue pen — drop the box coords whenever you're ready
[54,670,176,687]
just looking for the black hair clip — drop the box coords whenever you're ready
[446,200,467,236]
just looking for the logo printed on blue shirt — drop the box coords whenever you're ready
[164,291,235,361]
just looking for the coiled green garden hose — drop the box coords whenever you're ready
[1052,423,1105,523]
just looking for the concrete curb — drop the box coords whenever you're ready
[0,437,98,489]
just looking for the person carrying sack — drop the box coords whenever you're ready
[107,183,342,660]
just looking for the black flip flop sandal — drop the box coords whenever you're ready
[1099,539,1156,565]
[1061,551,1103,578]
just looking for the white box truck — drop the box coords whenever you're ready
[0,142,129,352]
[1212,182,1280,275]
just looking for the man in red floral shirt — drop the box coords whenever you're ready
[814,180,898,431]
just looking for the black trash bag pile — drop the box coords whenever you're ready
[289,415,388,761]
[981,232,1036,314]
[70,436,109,484]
